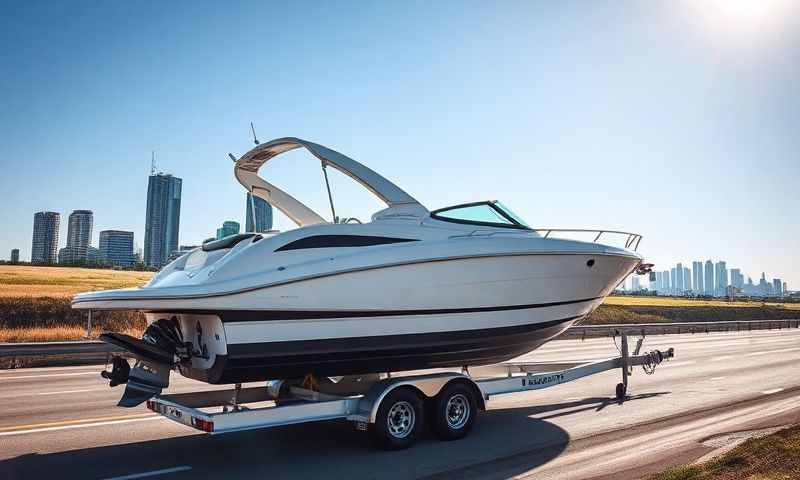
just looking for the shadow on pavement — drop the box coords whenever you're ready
[0,392,667,479]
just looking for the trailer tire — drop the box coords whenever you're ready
[369,388,424,450]
[431,382,477,441]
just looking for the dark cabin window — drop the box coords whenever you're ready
[275,235,418,252]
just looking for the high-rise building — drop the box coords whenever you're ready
[59,210,94,264]
[10,249,19,263]
[730,269,744,290]
[692,261,704,294]
[670,268,677,294]
[216,221,241,240]
[31,211,60,264]
[773,279,783,297]
[704,260,714,295]
[245,193,274,233]
[663,270,671,294]
[99,230,135,267]
[144,173,182,268]
[715,261,728,296]
[783,282,788,294]
[683,267,691,292]
[676,263,684,292]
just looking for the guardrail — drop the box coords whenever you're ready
[532,229,644,251]
[564,319,800,340]
[1,320,798,369]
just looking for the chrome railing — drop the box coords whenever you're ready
[533,229,643,251]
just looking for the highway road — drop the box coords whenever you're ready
[1,328,799,480]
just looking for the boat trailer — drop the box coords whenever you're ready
[141,333,674,450]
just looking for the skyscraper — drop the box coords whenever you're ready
[663,270,671,294]
[59,210,93,264]
[773,279,783,297]
[144,173,182,268]
[730,268,744,290]
[715,261,728,296]
[31,211,60,264]
[676,263,684,293]
[704,260,714,295]
[216,221,241,240]
[10,249,19,263]
[670,268,676,294]
[683,267,691,292]
[692,261,704,294]
[245,193,274,233]
[631,276,640,291]
[99,230,135,267]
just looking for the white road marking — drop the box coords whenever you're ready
[0,416,161,437]
[762,388,784,395]
[37,388,104,396]
[0,371,98,380]
[101,466,192,480]
[709,377,726,381]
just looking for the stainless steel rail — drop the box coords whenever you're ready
[532,229,643,251]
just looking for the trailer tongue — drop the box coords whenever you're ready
[125,332,675,450]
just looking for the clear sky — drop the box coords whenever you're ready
[1,1,798,287]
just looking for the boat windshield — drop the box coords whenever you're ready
[430,201,530,229]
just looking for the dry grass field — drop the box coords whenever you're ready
[0,266,151,342]
[0,265,152,298]
[605,295,800,310]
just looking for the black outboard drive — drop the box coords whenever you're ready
[100,318,188,407]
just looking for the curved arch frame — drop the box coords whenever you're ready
[234,137,426,227]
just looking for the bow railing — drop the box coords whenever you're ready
[532,229,643,251]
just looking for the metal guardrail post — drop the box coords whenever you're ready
[85,310,93,339]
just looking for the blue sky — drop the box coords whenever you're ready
[1,1,798,287]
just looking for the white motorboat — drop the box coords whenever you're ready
[73,137,648,406]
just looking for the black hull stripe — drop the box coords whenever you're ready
[152,296,602,322]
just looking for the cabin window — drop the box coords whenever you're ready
[275,235,417,251]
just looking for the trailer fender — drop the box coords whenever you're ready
[356,373,484,424]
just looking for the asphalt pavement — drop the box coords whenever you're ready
[1,328,799,479]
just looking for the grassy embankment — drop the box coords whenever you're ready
[649,425,800,480]
[0,265,798,342]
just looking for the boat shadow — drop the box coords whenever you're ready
[0,392,668,480]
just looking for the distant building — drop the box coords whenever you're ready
[670,268,676,294]
[631,276,641,291]
[99,230,135,267]
[31,211,60,264]
[662,270,671,294]
[692,261,704,294]
[715,261,728,296]
[245,193,274,233]
[58,210,94,264]
[730,269,744,290]
[144,173,182,268]
[783,282,788,294]
[676,263,684,293]
[10,249,19,263]
[759,273,769,296]
[704,260,714,295]
[683,267,691,292]
[216,221,241,240]
[773,279,783,297]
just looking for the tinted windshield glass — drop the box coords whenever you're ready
[494,202,529,228]
[431,201,530,229]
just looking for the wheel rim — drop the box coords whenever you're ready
[446,393,470,429]
[386,400,415,438]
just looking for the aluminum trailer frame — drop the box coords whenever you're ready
[144,334,674,449]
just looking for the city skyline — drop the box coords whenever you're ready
[1,3,798,285]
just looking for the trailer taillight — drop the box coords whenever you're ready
[146,400,155,411]
[191,417,214,432]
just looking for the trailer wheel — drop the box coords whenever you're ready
[431,383,477,441]
[370,388,424,450]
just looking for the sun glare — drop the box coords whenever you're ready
[682,0,796,45]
